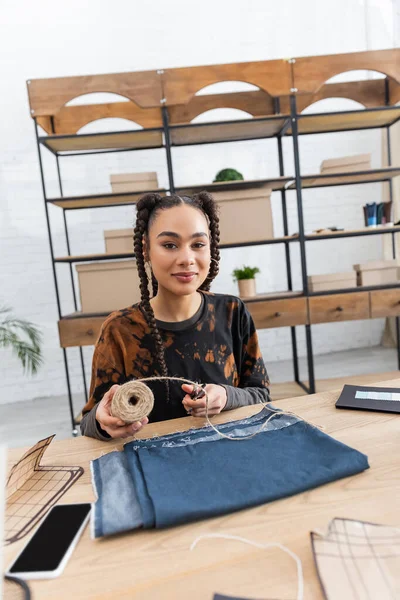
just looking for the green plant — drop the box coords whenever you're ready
[213,168,244,182]
[0,305,43,375]
[232,265,260,281]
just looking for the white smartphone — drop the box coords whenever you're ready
[6,503,91,580]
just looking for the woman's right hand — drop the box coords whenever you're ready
[96,384,148,439]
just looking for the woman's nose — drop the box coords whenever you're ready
[177,247,195,265]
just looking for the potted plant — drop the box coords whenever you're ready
[232,265,260,298]
[0,305,43,374]
[213,168,244,182]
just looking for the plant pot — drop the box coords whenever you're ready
[238,279,256,298]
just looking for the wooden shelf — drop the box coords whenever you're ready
[55,235,298,262]
[40,129,164,154]
[219,235,298,249]
[307,283,400,297]
[47,189,166,210]
[289,106,400,136]
[55,253,135,263]
[49,178,293,211]
[287,167,400,189]
[169,116,289,146]
[240,290,304,302]
[305,225,400,241]
[176,177,293,195]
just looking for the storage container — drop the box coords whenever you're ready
[353,259,399,287]
[308,272,357,292]
[110,172,158,193]
[76,260,140,313]
[320,153,371,174]
[213,185,274,245]
[104,229,134,254]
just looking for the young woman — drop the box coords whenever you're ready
[80,192,270,440]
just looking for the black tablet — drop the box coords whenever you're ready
[336,384,400,414]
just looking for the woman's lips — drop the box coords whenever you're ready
[172,273,197,283]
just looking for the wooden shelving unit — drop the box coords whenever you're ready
[28,47,400,432]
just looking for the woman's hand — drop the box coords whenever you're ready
[181,383,227,417]
[96,384,149,439]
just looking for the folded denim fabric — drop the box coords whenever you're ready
[91,407,369,538]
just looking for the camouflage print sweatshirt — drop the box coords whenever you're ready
[80,291,270,440]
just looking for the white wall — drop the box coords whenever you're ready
[0,0,399,405]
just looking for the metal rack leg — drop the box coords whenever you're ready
[34,121,78,436]
[56,155,88,405]
[290,327,300,382]
[290,95,316,395]
[162,106,175,193]
[62,348,78,436]
[276,132,300,385]
[305,325,316,393]
[386,124,399,371]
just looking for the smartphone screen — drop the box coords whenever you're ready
[8,503,91,575]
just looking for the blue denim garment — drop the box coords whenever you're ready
[91,407,369,538]
[92,409,276,536]
[91,450,143,537]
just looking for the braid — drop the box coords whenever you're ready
[192,191,221,291]
[133,194,169,399]
[151,272,159,296]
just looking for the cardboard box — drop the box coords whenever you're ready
[213,185,274,245]
[308,272,356,292]
[110,172,158,194]
[104,184,274,250]
[76,260,140,313]
[353,259,399,287]
[320,154,371,174]
[104,229,134,254]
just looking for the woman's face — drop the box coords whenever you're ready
[147,205,211,297]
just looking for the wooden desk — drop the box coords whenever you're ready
[5,379,400,599]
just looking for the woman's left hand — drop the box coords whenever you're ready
[181,383,227,417]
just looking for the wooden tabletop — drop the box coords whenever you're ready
[4,379,400,600]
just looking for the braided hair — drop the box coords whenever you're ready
[133,192,220,399]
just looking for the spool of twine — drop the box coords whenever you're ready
[111,381,154,424]
[110,376,323,440]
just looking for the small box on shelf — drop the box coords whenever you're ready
[308,272,357,292]
[76,260,140,313]
[104,229,134,254]
[353,259,399,287]
[320,153,371,174]
[110,172,158,194]
[213,184,274,245]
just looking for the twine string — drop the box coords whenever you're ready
[111,376,323,441]
[190,533,304,600]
